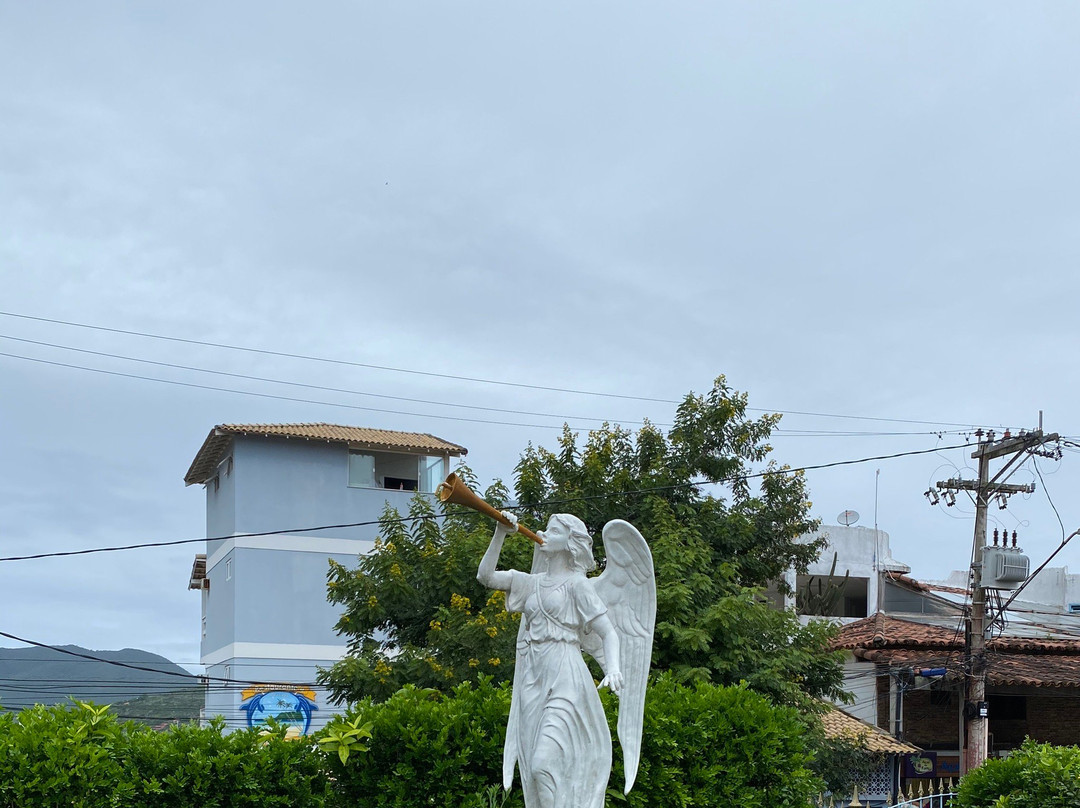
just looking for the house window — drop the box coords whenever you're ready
[225,558,232,581]
[930,689,954,708]
[990,695,1027,720]
[201,615,207,639]
[418,456,446,493]
[348,451,377,487]
[224,665,232,682]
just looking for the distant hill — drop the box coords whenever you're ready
[111,688,203,727]
[0,645,197,710]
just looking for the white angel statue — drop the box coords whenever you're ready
[477,511,656,808]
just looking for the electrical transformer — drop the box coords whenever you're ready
[981,546,1030,589]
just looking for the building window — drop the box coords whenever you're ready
[418,455,446,493]
[990,695,1027,720]
[201,615,207,639]
[348,451,377,487]
[224,665,232,681]
[223,456,233,477]
[930,689,954,708]
[225,558,232,581]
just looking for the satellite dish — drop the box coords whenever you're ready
[837,510,859,526]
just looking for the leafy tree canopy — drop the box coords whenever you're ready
[319,376,845,709]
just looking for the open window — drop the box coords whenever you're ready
[349,450,447,493]
[795,573,868,618]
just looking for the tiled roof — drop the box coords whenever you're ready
[188,554,207,591]
[837,612,1080,688]
[820,706,920,754]
[986,653,1080,688]
[833,614,960,650]
[885,572,932,592]
[185,423,467,485]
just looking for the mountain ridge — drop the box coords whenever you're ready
[0,644,196,709]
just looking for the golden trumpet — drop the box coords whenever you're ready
[435,472,544,545]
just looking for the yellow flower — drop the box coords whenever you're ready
[367,595,378,609]
[487,657,501,667]
[390,563,403,578]
[450,593,472,613]
[468,658,480,668]
[486,626,498,638]
[429,620,443,632]
[475,614,488,626]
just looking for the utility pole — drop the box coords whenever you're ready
[930,428,1058,773]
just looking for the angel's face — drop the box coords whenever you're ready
[537,516,570,554]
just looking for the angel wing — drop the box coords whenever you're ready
[580,519,656,794]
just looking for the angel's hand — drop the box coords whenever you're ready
[599,670,624,694]
[494,511,519,538]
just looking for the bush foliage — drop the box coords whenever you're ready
[957,739,1080,808]
[1,677,824,808]
[321,676,822,808]
[0,701,329,808]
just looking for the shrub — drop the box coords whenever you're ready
[322,682,519,808]
[956,739,1080,808]
[322,675,821,808]
[0,701,130,808]
[0,702,329,808]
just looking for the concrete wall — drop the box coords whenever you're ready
[195,434,451,732]
[232,547,365,646]
[789,525,909,617]
[202,549,236,656]
[200,437,445,539]
[837,658,879,726]
[204,657,342,734]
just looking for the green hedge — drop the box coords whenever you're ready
[956,739,1080,808]
[1,678,821,808]
[324,675,821,808]
[0,702,328,808]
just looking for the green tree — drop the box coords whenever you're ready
[319,377,845,708]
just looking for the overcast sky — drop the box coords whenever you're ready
[2,2,1079,670]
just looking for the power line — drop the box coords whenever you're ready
[0,334,661,427]
[0,334,964,439]
[0,350,587,431]
[0,630,316,689]
[0,440,976,563]
[0,310,678,404]
[0,309,997,429]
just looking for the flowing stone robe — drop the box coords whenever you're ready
[503,569,610,808]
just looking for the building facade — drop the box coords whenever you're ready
[185,422,466,733]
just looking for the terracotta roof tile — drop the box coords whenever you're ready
[185,423,467,485]
[833,615,960,651]
[820,706,920,754]
[985,652,1080,688]
[838,612,1080,688]
[851,647,1080,689]
[885,572,932,592]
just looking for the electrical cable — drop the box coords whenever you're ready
[0,630,316,689]
[0,335,964,439]
[0,350,588,431]
[0,440,977,563]
[0,334,661,427]
[0,310,1000,428]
